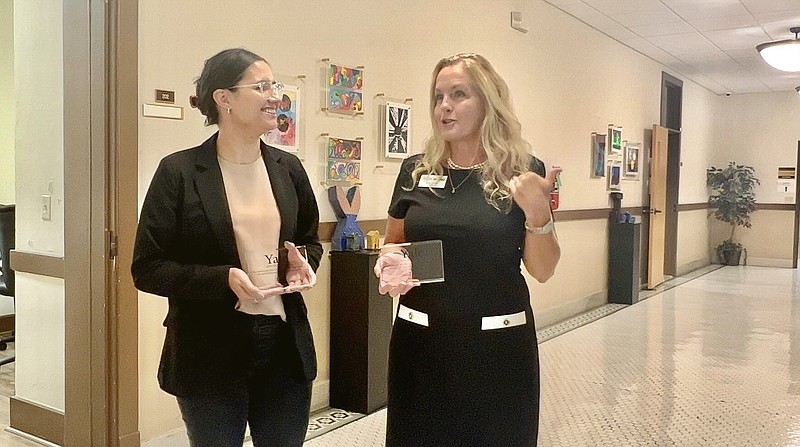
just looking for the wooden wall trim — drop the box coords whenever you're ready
[318,219,386,243]
[9,396,64,446]
[315,205,716,240]
[8,250,64,279]
[757,203,795,211]
[677,202,708,211]
[0,314,13,333]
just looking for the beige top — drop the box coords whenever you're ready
[218,155,285,320]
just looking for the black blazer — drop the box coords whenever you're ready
[131,132,322,397]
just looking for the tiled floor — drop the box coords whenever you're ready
[2,265,799,446]
[305,266,800,446]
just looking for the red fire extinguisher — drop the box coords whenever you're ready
[549,172,561,210]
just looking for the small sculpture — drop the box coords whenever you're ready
[366,230,381,250]
[328,185,365,251]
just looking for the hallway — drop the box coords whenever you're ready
[305,266,800,446]
[0,266,797,446]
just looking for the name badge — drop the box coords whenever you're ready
[418,174,447,188]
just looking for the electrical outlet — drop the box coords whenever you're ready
[41,195,51,221]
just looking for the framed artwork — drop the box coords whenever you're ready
[327,136,362,160]
[326,136,362,183]
[624,143,640,177]
[326,63,363,114]
[327,160,361,182]
[607,164,622,190]
[609,126,622,155]
[384,102,411,159]
[264,84,300,152]
[591,132,606,177]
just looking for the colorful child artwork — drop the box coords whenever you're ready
[385,102,411,159]
[609,127,622,154]
[329,64,363,89]
[264,84,300,152]
[592,133,606,178]
[326,63,363,114]
[328,88,363,113]
[327,137,362,160]
[328,160,361,182]
[624,144,640,177]
[608,164,622,190]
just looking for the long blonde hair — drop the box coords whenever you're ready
[409,53,532,213]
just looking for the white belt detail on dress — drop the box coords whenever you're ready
[481,310,526,330]
[398,304,429,327]
[397,305,526,330]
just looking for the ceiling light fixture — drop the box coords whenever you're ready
[757,27,800,72]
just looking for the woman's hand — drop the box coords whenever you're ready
[281,241,317,293]
[510,166,562,223]
[228,267,283,304]
[373,248,420,298]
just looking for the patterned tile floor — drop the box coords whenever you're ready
[305,266,800,446]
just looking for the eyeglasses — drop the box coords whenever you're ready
[227,80,284,96]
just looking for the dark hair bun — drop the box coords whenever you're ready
[188,95,199,109]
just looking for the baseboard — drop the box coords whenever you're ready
[535,290,606,330]
[9,396,64,446]
[676,258,710,276]
[119,430,141,447]
[745,257,793,268]
[311,379,329,412]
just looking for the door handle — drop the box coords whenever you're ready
[652,208,662,214]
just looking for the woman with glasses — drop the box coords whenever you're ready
[374,53,562,446]
[132,48,321,447]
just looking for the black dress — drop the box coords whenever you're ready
[386,154,545,447]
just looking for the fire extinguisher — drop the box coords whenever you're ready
[549,172,561,210]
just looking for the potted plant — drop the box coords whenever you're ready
[706,162,760,265]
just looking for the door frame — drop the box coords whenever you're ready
[793,141,799,269]
[62,1,138,445]
[660,72,682,277]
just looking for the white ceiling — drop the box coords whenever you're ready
[542,0,800,95]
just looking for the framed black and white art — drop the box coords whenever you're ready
[384,101,411,159]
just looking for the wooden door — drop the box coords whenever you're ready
[648,124,668,288]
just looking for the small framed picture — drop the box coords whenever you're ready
[609,126,622,155]
[326,63,364,115]
[384,101,411,159]
[326,136,362,183]
[263,83,300,152]
[607,164,621,190]
[623,143,640,177]
[591,132,606,177]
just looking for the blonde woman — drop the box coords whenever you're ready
[376,53,561,446]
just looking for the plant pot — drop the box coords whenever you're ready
[721,248,742,266]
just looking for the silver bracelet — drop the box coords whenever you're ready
[524,215,554,235]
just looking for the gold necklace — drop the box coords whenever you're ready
[447,167,475,193]
[447,157,485,170]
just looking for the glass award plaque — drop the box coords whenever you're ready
[277,244,307,290]
[383,240,445,284]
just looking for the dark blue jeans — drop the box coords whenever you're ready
[177,316,311,447]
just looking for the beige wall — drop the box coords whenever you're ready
[136,0,725,441]
[0,0,14,316]
[0,0,14,205]
[709,209,794,267]
[677,209,711,274]
[710,91,800,264]
[12,0,66,411]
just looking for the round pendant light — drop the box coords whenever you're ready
[757,27,800,72]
